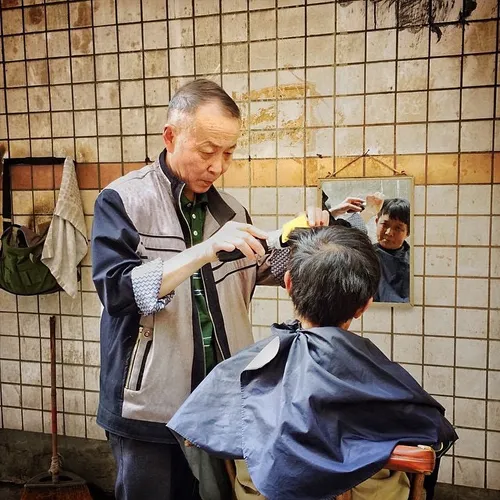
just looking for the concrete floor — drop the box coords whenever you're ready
[0,482,113,500]
[435,484,500,500]
[0,483,20,500]
[2,482,499,500]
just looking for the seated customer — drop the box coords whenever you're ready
[373,198,410,303]
[168,226,457,500]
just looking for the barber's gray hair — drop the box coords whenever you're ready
[167,79,240,122]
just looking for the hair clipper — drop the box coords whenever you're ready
[216,213,317,262]
[216,238,269,263]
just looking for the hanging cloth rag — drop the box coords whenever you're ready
[42,157,88,298]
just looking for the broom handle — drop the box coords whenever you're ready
[49,315,60,482]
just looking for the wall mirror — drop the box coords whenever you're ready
[319,176,414,306]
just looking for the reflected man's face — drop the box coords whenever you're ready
[375,214,409,250]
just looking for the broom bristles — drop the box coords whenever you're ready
[21,483,92,500]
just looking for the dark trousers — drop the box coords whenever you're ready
[424,457,440,500]
[108,432,202,500]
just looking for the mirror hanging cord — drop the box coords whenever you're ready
[328,149,405,178]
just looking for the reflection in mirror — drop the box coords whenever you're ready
[319,177,414,306]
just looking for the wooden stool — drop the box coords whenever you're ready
[225,445,436,500]
[335,445,436,500]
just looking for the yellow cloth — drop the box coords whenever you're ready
[353,469,410,500]
[234,460,265,500]
[234,461,410,500]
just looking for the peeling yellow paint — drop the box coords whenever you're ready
[238,81,320,102]
[249,106,276,127]
[278,127,303,143]
[250,131,277,143]
[233,80,330,156]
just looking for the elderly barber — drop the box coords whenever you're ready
[91,79,329,500]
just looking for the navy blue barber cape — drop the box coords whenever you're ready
[168,322,457,500]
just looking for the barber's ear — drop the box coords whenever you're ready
[163,124,177,153]
[284,270,292,295]
[353,297,373,319]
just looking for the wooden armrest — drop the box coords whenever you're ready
[225,459,236,488]
[385,445,436,475]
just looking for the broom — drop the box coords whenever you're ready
[21,316,93,500]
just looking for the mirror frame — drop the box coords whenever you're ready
[317,175,415,307]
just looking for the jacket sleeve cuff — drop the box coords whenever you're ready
[131,258,174,316]
[269,248,290,288]
[346,213,368,234]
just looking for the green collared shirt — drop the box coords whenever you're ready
[180,191,216,375]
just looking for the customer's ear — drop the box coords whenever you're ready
[163,124,177,153]
[284,270,292,296]
[353,297,373,319]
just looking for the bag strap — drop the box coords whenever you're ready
[2,158,12,231]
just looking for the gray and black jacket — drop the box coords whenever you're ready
[374,241,410,303]
[91,151,285,443]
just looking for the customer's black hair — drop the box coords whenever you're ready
[377,198,410,235]
[287,226,381,327]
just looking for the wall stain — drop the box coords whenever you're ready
[10,42,20,56]
[34,96,44,111]
[28,6,44,25]
[241,82,326,154]
[1,0,20,8]
[109,87,118,105]
[250,106,276,128]
[277,83,307,100]
[74,2,92,27]
[28,64,49,86]
[336,110,346,126]
[465,20,496,53]
[278,127,303,144]
[77,145,93,163]
[93,0,103,17]
[72,29,92,53]
[250,131,276,144]
[459,0,477,23]
[339,0,477,39]
[34,200,54,216]
[239,82,319,102]
[280,118,304,131]
[238,135,249,150]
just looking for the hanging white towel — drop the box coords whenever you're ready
[41,157,88,298]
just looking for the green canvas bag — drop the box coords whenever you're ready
[0,223,61,295]
[0,156,65,295]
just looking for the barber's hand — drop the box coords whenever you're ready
[200,221,268,263]
[328,197,365,217]
[365,192,384,215]
[306,206,330,227]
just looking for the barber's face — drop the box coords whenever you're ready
[164,103,241,197]
[376,214,408,250]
